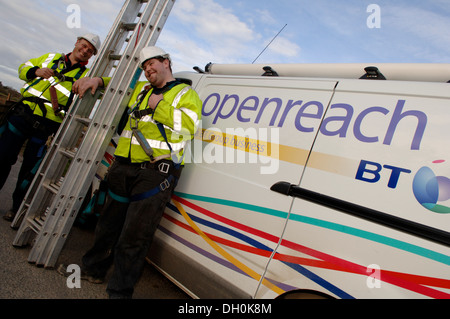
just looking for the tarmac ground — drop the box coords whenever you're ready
[0,156,190,300]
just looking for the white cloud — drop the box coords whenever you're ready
[170,0,258,64]
[0,65,22,91]
[174,0,254,42]
[268,36,301,59]
[160,0,268,68]
[0,0,123,90]
[341,2,450,63]
[385,4,450,61]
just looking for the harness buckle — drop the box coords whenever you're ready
[140,162,148,170]
[130,115,139,130]
[158,162,171,174]
[33,121,41,129]
[160,179,170,191]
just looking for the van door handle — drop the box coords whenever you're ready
[270,181,293,196]
[270,181,450,247]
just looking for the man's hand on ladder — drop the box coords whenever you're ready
[72,77,104,98]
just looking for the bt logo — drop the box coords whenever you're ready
[412,160,450,214]
[355,160,411,189]
[356,159,450,214]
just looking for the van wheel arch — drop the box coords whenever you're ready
[276,289,334,299]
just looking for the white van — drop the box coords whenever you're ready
[146,63,450,299]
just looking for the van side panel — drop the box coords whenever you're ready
[149,75,338,298]
[259,80,450,298]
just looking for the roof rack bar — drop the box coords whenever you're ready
[206,63,450,83]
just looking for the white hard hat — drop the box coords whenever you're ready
[78,33,101,55]
[139,46,171,69]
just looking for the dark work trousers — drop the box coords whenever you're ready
[81,160,181,298]
[0,107,59,212]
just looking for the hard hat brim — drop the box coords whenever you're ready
[140,54,171,69]
[77,35,100,55]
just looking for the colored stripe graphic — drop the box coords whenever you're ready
[196,128,358,177]
[169,194,450,298]
[157,223,298,293]
[176,192,450,265]
[163,209,450,294]
[165,203,354,298]
[171,198,285,295]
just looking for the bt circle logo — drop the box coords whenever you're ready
[413,160,450,214]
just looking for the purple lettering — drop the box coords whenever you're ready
[202,93,220,117]
[255,97,282,126]
[294,101,323,132]
[320,103,354,137]
[383,100,427,150]
[237,96,259,123]
[353,106,389,143]
[278,99,302,127]
[213,94,239,124]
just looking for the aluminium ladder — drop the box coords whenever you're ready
[12,0,176,268]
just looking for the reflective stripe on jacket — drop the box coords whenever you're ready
[18,52,89,123]
[115,81,203,163]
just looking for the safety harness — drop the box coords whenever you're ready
[106,81,186,204]
[22,53,86,118]
[0,54,86,199]
[2,54,86,139]
[128,80,185,163]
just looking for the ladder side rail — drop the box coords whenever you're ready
[47,0,145,135]
[29,0,176,267]
[46,0,170,213]
[27,197,68,264]
[11,93,100,230]
[51,0,175,202]
[24,94,103,262]
[35,86,138,266]
[12,190,54,246]
[51,0,144,129]
[67,0,176,187]
[44,0,147,149]
[11,144,71,232]
[10,0,146,231]
[84,0,143,78]
[11,142,58,229]
[32,96,99,191]
[35,0,171,242]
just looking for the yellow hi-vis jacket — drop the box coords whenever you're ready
[18,52,94,123]
[115,81,202,164]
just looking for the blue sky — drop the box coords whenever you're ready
[1,0,450,90]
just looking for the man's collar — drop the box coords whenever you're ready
[152,80,180,94]
[65,53,89,67]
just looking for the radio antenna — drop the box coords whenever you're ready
[252,23,287,64]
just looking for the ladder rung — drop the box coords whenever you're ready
[74,115,91,126]
[59,148,76,159]
[28,206,50,233]
[109,54,122,61]
[29,218,44,233]
[33,216,45,227]
[122,23,137,31]
[43,182,60,194]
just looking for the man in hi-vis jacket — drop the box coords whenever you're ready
[58,46,202,299]
[1,33,104,222]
